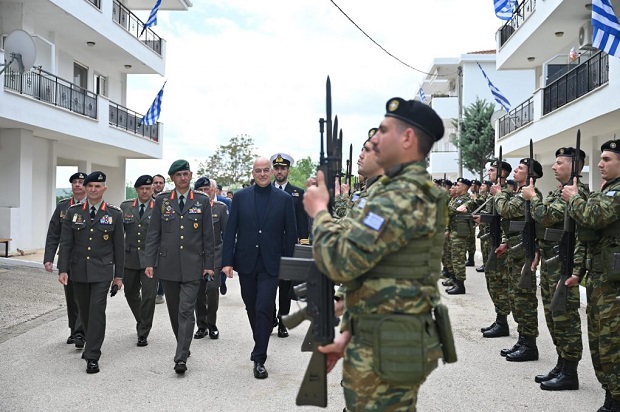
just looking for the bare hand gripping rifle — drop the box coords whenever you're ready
[480,146,503,272]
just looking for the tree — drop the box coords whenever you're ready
[288,156,317,188]
[197,134,257,187]
[453,98,496,180]
[125,183,137,200]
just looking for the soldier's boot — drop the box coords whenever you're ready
[500,334,524,357]
[534,355,563,383]
[597,390,613,412]
[610,398,620,412]
[475,265,485,273]
[482,315,509,338]
[466,255,475,266]
[441,268,450,278]
[447,279,466,295]
[506,335,539,362]
[481,321,496,333]
[441,275,455,287]
[540,359,579,391]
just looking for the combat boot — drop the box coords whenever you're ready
[441,268,450,278]
[447,279,465,295]
[540,359,579,390]
[481,321,496,333]
[611,398,620,412]
[535,356,563,383]
[483,315,509,338]
[466,255,475,266]
[441,275,455,287]
[598,390,613,412]
[506,335,539,362]
[501,334,524,357]
[476,265,485,273]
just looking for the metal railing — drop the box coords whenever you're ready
[112,1,162,55]
[543,51,609,115]
[498,97,534,139]
[3,68,97,119]
[85,0,100,8]
[109,102,159,142]
[497,0,537,48]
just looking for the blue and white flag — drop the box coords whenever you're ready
[476,62,511,113]
[418,86,427,103]
[592,0,620,58]
[141,82,166,126]
[140,0,162,36]
[494,0,518,21]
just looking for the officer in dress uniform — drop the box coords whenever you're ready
[44,171,87,348]
[145,160,216,374]
[120,175,157,347]
[58,171,124,374]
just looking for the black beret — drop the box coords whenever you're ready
[519,158,543,178]
[385,98,444,141]
[483,180,492,187]
[194,177,210,190]
[601,139,620,154]
[134,175,153,188]
[368,128,378,139]
[471,179,481,186]
[443,179,453,187]
[433,178,440,183]
[457,177,472,186]
[556,147,586,159]
[506,179,515,187]
[69,172,87,183]
[83,171,106,185]
[489,160,512,174]
[168,159,190,175]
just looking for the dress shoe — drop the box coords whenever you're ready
[155,294,165,304]
[66,335,75,345]
[137,336,148,347]
[174,360,187,374]
[506,336,539,362]
[253,362,268,379]
[208,324,219,339]
[86,360,99,374]
[194,328,208,339]
[277,323,289,338]
[446,279,465,295]
[476,265,485,273]
[273,317,279,328]
[74,335,85,349]
[220,282,227,295]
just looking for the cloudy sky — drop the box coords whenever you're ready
[122,0,505,184]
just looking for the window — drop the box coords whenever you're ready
[94,73,107,97]
[73,62,88,89]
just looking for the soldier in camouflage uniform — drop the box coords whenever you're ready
[494,158,543,361]
[441,180,455,280]
[522,147,588,391]
[562,139,620,412]
[445,178,474,294]
[307,98,449,411]
[466,180,481,266]
[475,180,491,273]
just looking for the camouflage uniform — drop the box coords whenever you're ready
[333,193,351,218]
[476,193,490,267]
[313,161,447,411]
[447,193,473,282]
[568,176,620,401]
[441,194,454,276]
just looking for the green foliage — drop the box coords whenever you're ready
[56,189,71,204]
[197,134,257,187]
[452,98,496,180]
[125,184,137,200]
[288,156,317,188]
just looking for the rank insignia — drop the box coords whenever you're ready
[292,192,299,197]
[103,234,109,241]
[612,142,617,149]
[388,99,399,112]
[193,222,199,229]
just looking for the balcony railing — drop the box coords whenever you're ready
[109,102,159,142]
[85,0,100,8]
[497,0,537,48]
[3,68,97,119]
[543,51,609,115]
[498,97,534,139]
[112,1,162,55]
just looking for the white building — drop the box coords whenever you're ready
[0,0,191,253]
[422,51,536,183]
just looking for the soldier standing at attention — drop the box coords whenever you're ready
[445,177,474,295]
[466,179,481,266]
[562,139,620,412]
[44,171,87,349]
[152,174,166,305]
[58,171,124,374]
[120,175,157,348]
[145,160,215,374]
[307,98,448,411]
[475,180,492,273]
[440,180,455,281]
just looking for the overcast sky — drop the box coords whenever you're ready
[116,0,504,185]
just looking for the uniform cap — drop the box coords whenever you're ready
[556,147,586,159]
[519,158,544,178]
[483,180,492,187]
[471,179,481,186]
[457,177,472,187]
[489,160,512,174]
[194,177,210,190]
[168,159,190,176]
[443,179,453,187]
[69,172,87,183]
[270,153,294,167]
[83,171,106,185]
[384,97,444,141]
[368,128,378,139]
[134,175,153,188]
[601,139,620,154]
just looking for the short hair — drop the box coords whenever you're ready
[394,119,434,157]
[153,174,165,182]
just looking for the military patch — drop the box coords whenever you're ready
[351,194,360,202]
[100,215,113,225]
[193,222,199,229]
[606,191,616,196]
[60,211,66,219]
[363,212,385,231]
[292,192,300,197]
[357,198,367,209]
[189,207,202,214]
[103,234,109,241]
[72,213,78,222]
[456,199,462,204]
[195,201,202,207]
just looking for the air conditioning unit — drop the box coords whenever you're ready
[578,21,594,50]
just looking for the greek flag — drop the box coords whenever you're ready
[494,0,518,21]
[592,0,620,58]
[477,62,511,113]
[418,87,427,103]
[140,0,162,36]
[141,82,166,126]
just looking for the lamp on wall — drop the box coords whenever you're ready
[527,56,535,62]
[86,41,95,47]
[124,64,132,69]
[555,31,564,37]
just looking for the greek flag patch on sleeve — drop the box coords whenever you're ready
[364,212,385,231]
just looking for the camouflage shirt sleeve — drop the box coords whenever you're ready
[332,194,350,218]
[530,189,565,227]
[567,181,620,229]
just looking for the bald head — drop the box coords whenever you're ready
[252,157,273,187]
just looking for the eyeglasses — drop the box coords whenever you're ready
[253,168,271,174]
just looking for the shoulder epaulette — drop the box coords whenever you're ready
[69,203,82,208]
[194,191,208,197]
[58,197,71,204]
[107,204,121,211]
[214,200,227,206]
[121,199,134,204]
[157,191,172,197]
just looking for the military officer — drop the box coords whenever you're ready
[44,171,87,348]
[445,177,474,295]
[562,139,620,411]
[308,98,451,411]
[145,160,215,374]
[120,175,157,347]
[58,171,124,374]
[152,174,166,305]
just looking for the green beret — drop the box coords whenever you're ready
[83,171,106,185]
[385,97,444,141]
[168,159,190,175]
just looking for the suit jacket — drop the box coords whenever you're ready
[58,201,125,282]
[275,182,309,240]
[217,194,232,211]
[222,185,297,276]
[211,200,229,268]
[145,190,215,282]
[120,198,155,270]
[44,197,81,264]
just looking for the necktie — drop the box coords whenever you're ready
[139,204,145,218]
[279,185,283,190]
[90,206,96,221]
[179,195,185,211]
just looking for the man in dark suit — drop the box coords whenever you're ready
[270,153,309,338]
[145,160,216,374]
[216,183,232,211]
[44,171,87,348]
[222,157,297,379]
[120,175,157,347]
[58,171,124,374]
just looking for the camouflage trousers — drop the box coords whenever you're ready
[342,337,423,411]
[539,247,582,362]
[480,234,490,267]
[586,269,620,398]
[449,232,468,281]
[467,225,476,258]
[506,238,538,337]
[485,252,511,316]
[442,232,453,274]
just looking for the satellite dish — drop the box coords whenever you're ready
[490,109,508,130]
[1,29,36,75]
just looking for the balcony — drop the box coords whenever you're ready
[543,51,609,115]
[498,97,534,139]
[497,0,537,49]
[3,68,97,119]
[112,1,162,55]
[109,102,159,142]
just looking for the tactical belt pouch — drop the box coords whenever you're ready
[507,235,524,260]
[603,248,620,281]
[455,220,471,237]
[433,304,457,364]
[540,247,559,274]
[577,226,598,243]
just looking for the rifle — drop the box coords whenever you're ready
[480,146,503,272]
[517,139,537,289]
[547,130,581,313]
[345,143,353,196]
